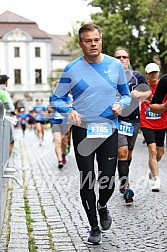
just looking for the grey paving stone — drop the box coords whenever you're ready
[1,130,167,252]
[8,239,28,247]
[7,249,29,252]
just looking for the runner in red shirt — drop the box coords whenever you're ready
[140,63,166,192]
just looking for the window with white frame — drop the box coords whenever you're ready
[35,47,41,57]
[14,69,21,84]
[14,47,20,57]
[35,69,42,84]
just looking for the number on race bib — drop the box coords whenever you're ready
[87,122,114,138]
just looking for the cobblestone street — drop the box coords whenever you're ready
[1,128,167,252]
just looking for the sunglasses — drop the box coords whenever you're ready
[116,56,129,59]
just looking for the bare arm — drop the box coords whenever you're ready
[150,102,167,113]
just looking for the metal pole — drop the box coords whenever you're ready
[0,101,4,233]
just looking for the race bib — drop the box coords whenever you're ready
[118,121,134,136]
[146,108,161,119]
[87,122,114,138]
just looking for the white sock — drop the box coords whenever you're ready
[98,202,106,210]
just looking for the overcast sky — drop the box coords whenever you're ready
[0,0,100,35]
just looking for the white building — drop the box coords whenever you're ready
[0,11,73,109]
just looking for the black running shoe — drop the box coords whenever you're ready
[87,226,102,245]
[97,204,112,230]
[123,188,134,204]
[58,161,63,169]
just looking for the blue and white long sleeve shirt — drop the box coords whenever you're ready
[53,54,131,128]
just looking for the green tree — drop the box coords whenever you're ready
[89,0,167,74]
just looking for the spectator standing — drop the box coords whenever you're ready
[140,63,167,192]
[0,74,15,156]
[52,24,131,244]
[114,48,151,203]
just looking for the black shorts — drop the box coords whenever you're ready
[141,128,165,147]
[36,121,45,125]
[28,118,36,124]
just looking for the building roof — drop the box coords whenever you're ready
[0,11,51,39]
[0,11,71,55]
[50,34,71,56]
[0,10,35,24]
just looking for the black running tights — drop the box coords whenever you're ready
[72,125,118,227]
